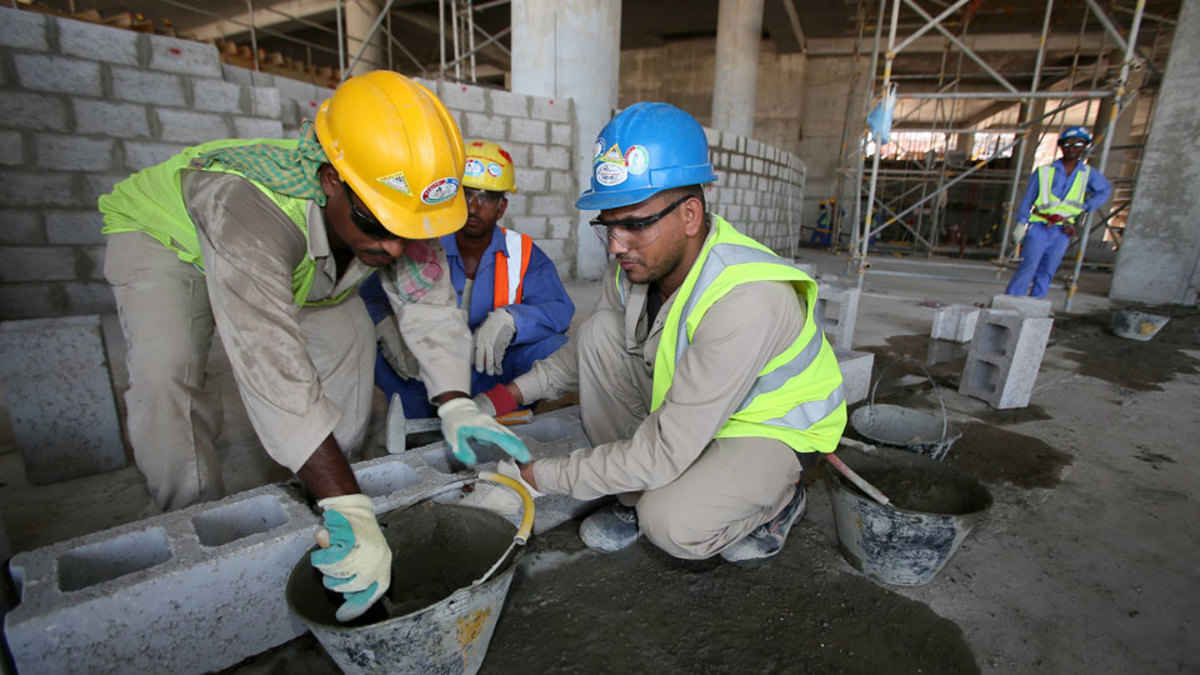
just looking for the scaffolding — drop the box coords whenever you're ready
[838,0,1157,310]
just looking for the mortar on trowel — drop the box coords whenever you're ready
[287,472,534,675]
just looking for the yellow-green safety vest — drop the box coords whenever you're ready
[623,215,847,455]
[1029,164,1090,225]
[98,139,355,307]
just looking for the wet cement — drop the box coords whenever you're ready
[944,422,1072,490]
[857,468,979,514]
[1051,307,1200,391]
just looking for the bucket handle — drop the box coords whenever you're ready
[471,470,536,587]
[867,356,949,442]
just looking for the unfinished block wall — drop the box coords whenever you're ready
[704,127,806,255]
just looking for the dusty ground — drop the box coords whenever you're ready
[2,251,1199,673]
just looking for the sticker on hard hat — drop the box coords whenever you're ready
[486,162,503,178]
[420,177,460,204]
[464,159,485,177]
[377,170,413,196]
[595,162,627,186]
[593,137,605,161]
[624,145,649,175]
[600,143,624,164]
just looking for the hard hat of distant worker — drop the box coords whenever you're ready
[462,140,517,193]
[315,70,466,239]
[1058,126,1092,145]
[576,102,718,211]
[819,200,827,206]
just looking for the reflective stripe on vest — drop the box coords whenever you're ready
[493,227,533,308]
[1030,164,1089,224]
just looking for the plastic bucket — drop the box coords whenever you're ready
[287,502,522,675]
[829,445,991,586]
[850,357,961,461]
[1111,310,1170,341]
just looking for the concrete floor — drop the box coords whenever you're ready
[2,249,1198,673]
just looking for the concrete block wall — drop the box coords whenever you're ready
[704,127,806,255]
[959,309,1054,409]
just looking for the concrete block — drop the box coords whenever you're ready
[110,67,186,106]
[550,122,572,146]
[991,294,1052,318]
[0,315,125,484]
[0,93,68,132]
[704,126,720,148]
[530,194,567,216]
[271,75,317,103]
[0,171,80,208]
[547,217,572,240]
[56,17,137,65]
[0,131,24,166]
[537,239,567,263]
[14,54,101,96]
[489,88,529,117]
[959,309,1054,409]
[222,63,274,87]
[63,281,117,315]
[123,141,187,171]
[0,7,48,50]
[931,305,981,343]
[530,96,568,122]
[439,83,487,112]
[45,210,105,245]
[233,117,284,139]
[73,99,151,139]
[516,167,547,193]
[531,145,569,170]
[156,109,231,144]
[250,86,282,119]
[0,210,43,245]
[147,34,221,77]
[504,192,528,216]
[509,118,548,144]
[507,216,548,239]
[35,134,115,172]
[815,283,860,350]
[464,112,506,140]
[192,79,244,113]
[82,174,125,205]
[549,170,573,194]
[835,348,875,406]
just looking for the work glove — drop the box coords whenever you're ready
[375,318,419,380]
[1062,224,1077,239]
[473,309,516,376]
[460,459,543,517]
[473,383,520,419]
[310,494,391,622]
[1011,224,1027,245]
[438,397,531,465]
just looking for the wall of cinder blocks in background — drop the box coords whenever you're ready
[704,129,806,255]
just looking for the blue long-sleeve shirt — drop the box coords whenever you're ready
[1016,159,1112,225]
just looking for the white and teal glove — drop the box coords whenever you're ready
[310,494,391,622]
[1011,223,1028,245]
[473,309,516,376]
[437,397,531,465]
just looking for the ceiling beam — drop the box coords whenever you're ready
[807,32,1113,56]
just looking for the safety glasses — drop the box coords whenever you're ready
[464,187,505,207]
[1059,140,1089,148]
[342,182,399,240]
[590,194,692,247]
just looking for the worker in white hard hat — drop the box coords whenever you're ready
[98,71,529,623]
[359,139,574,423]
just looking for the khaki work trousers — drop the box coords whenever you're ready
[576,308,802,560]
[104,232,374,511]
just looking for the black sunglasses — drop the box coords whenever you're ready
[589,194,693,231]
[342,182,399,240]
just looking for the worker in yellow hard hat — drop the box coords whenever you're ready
[98,71,529,622]
[359,139,574,422]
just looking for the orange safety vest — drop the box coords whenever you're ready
[492,227,533,308]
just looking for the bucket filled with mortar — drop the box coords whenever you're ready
[850,357,962,461]
[287,473,533,675]
[829,444,991,586]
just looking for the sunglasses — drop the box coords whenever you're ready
[464,187,505,207]
[342,182,399,240]
[590,194,693,247]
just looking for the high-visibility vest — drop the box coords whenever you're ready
[99,139,356,307]
[1029,164,1090,225]
[619,215,847,454]
[492,227,533,309]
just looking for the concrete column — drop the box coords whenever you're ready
[1111,0,1200,304]
[512,0,621,280]
[711,0,764,138]
[345,0,383,77]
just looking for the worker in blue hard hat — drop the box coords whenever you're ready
[1006,125,1111,297]
[466,102,847,562]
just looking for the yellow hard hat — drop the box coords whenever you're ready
[463,140,517,193]
[315,71,466,239]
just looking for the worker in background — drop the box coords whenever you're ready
[359,140,574,420]
[470,103,847,562]
[1006,126,1112,297]
[809,199,833,247]
[98,71,528,622]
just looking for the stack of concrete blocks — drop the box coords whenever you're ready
[834,348,874,406]
[815,282,860,351]
[931,305,981,343]
[704,127,806,255]
[958,310,1054,409]
[3,407,593,674]
[0,315,125,483]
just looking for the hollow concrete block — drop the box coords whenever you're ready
[991,294,1052,318]
[931,305,981,343]
[836,348,875,406]
[0,316,126,484]
[958,309,1053,409]
[816,284,861,350]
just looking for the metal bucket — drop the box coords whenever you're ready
[829,445,992,587]
[1111,309,1170,341]
[287,501,524,675]
[850,357,961,461]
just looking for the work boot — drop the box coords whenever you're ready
[579,503,640,553]
[719,484,807,562]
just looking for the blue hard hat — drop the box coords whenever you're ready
[576,102,718,211]
[1059,126,1092,144]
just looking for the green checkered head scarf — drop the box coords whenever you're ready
[192,120,329,205]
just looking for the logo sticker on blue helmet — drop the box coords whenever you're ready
[600,143,625,164]
[595,162,628,187]
[487,162,504,178]
[624,145,649,175]
[593,137,605,162]
[464,158,485,177]
[376,170,413,196]
[420,177,460,204]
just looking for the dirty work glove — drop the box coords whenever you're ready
[473,309,516,376]
[438,397,531,465]
[310,494,391,623]
[1011,224,1027,245]
[461,459,543,517]
[473,383,520,419]
[1062,224,1077,239]
[376,318,419,380]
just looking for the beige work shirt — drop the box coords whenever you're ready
[519,244,807,500]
